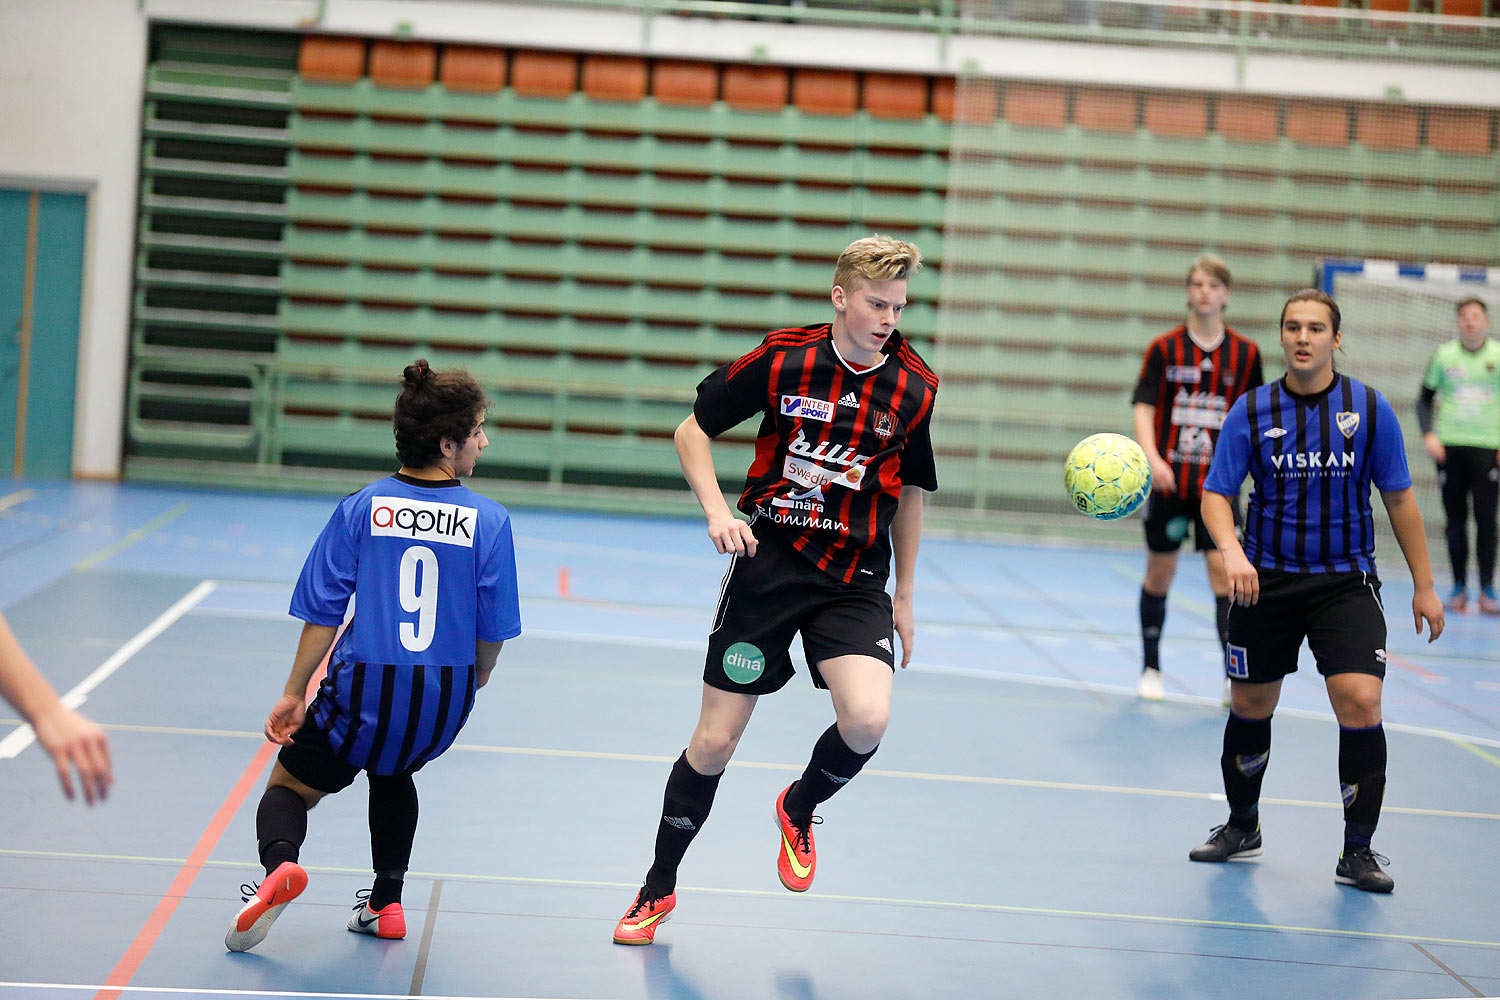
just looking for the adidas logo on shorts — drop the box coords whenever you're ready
[838,392,859,408]
[876,637,892,653]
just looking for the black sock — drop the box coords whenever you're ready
[368,772,418,909]
[257,784,309,875]
[1214,595,1231,654]
[644,751,722,897]
[1140,589,1167,671]
[782,723,878,825]
[1338,723,1387,848]
[1221,712,1272,828]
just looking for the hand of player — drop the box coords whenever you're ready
[1412,586,1445,643]
[1224,550,1260,606]
[706,511,758,557]
[265,694,306,745]
[30,704,112,804]
[1148,455,1177,495]
[1422,433,1445,464]
[893,592,915,669]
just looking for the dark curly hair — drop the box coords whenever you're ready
[393,359,491,469]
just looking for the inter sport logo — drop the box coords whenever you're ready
[370,496,477,547]
[780,395,834,422]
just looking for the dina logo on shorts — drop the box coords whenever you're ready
[723,642,765,685]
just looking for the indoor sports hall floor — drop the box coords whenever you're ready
[1,479,1497,1000]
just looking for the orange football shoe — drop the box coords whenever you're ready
[613,886,676,945]
[775,784,821,892]
[348,890,407,939]
[225,861,308,952]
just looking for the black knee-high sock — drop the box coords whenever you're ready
[368,773,419,910]
[1339,723,1387,848]
[1221,712,1272,827]
[644,751,722,897]
[1140,589,1167,670]
[1214,595,1231,654]
[782,723,878,825]
[257,784,309,874]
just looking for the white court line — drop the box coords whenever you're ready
[0,985,593,1000]
[0,488,36,512]
[0,580,216,760]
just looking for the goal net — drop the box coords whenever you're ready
[1321,260,1499,551]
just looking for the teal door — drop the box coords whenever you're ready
[0,188,86,478]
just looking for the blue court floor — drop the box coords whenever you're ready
[0,479,1496,1000]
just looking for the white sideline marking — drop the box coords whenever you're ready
[0,580,216,760]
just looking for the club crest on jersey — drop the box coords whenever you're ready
[1336,411,1360,439]
[780,395,833,423]
[874,412,893,440]
[370,496,476,547]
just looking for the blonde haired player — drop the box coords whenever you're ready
[613,235,939,944]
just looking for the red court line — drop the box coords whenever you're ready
[95,646,336,1000]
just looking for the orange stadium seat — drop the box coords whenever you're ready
[1438,0,1484,14]
[653,60,718,106]
[1355,105,1419,150]
[722,64,789,112]
[1285,101,1350,147]
[582,55,648,102]
[1003,83,1067,129]
[1427,108,1493,154]
[440,46,506,93]
[1075,88,1138,134]
[369,41,437,89]
[510,50,578,99]
[863,73,929,120]
[1215,96,1279,143]
[299,36,366,83]
[792,69,858,116]
[1144,93,1209,137]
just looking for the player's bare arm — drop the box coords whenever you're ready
[475,639,504,688]
[674,413,758,557]
[1380,487,1445,642]
[267,622,340,744]
[0,615,113,804]
[1202,490,1258,605]
[889,485,924,668]
[1132,402,1176,494]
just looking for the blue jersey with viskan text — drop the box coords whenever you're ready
[291,474,522,663]
[1203,374,1411,575]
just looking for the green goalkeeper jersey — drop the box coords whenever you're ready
[1422,338,1500,448]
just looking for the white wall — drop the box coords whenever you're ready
[0,0,147,479]
[1,0,1494,477]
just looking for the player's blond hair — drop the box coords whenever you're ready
[1187,254,1232,288]
[833,235,923,293]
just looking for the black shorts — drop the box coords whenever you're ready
[704,523,895,695]
[278,712,427,795]
[1143,493,1241,554]
[1224,567,1388,683]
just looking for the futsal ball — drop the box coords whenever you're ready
[1063,433,1151,520]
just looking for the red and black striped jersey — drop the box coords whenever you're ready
[1131,325,1264,499]
[694,323,939,588]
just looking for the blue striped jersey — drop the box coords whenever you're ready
[1203,374,1411,575]
[289,473,522,773]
